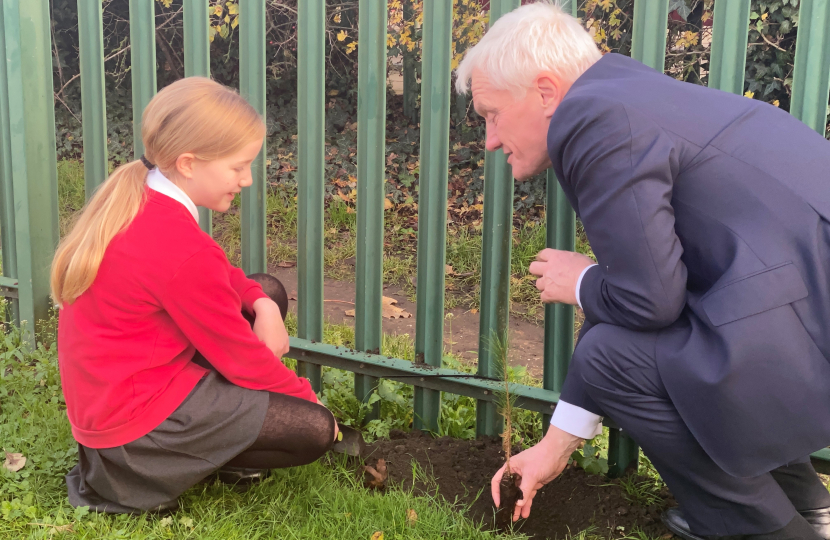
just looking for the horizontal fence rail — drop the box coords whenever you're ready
[0,0,829,476]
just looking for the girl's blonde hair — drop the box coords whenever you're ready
[51,77,266,306]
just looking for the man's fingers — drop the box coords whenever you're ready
[491,464,507,508]
[535,248,556,262]
[528,261,546,277]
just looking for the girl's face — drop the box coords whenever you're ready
[175,138,264,212]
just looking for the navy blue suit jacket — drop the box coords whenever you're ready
[548,53,830,477]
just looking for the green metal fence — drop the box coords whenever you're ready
[1,0,829,477]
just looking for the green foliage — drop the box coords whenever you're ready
[570,441,609,476]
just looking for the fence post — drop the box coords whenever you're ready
[413,0,452,432]
[0,0,60,343]
[541,0,577,434]
[790,0,830,135]
[631,0,670,71]
[297,0,325,391]
[475,0,520,438]
[354,0,388,422]
[604,0,672,476]
[129,0,156,158]
[402,0,418,124]
[184,0,213,235]
[239,1,267,275]
[707,0,751,95]
[0,2,20,324]
[78,0,108,198]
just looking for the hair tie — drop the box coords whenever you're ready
[139,155,155,170]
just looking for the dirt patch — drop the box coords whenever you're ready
[363,430,676,539]
[269,265,550,376]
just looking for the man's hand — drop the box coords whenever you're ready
[491,425,584,522]
[528,248,595,305]
[252,297,290,358]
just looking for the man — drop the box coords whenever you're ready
[455,3,830,539]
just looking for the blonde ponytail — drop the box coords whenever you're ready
[51,77,265,306]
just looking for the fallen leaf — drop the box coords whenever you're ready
[3,452,25,472]
[384,198,393,210]
[371,532,384,540]
[382,297,411,319]
[345,309,355,317]
[445,264,454,275]
[276,261,296,268]
[406,508,418,525]
[363,458,388,490]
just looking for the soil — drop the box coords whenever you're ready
[362,430,676,539]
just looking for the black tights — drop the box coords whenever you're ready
[203,273,336,469]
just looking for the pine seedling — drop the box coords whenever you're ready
[486,330,523,530]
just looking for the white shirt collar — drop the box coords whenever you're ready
[145,167,200,223]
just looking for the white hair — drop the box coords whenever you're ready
[454,1,601,97]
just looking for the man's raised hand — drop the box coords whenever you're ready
[528,248,594,305]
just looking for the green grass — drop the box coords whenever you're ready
[0,314,537,540]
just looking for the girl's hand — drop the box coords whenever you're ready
[252,298,290,358]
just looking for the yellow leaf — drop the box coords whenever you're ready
[384,198,393,210]
[772,100,780,107]
[213,5,223,16]
[406,508,418,525]
[346,42,358,54]
[329,89,339,96]
[231,17,238,29]
[334,13,342,23]
[371,533,384,540]
[227,2,238,15]
[337,30,348,42]
[744,91,755,99]
[225,15,230,23]
[761,12,768,20]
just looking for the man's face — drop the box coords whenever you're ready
[471,70,564,180]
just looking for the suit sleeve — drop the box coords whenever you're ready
[562,98,687,330]
[227,265,269,315]
[161,246,316,402]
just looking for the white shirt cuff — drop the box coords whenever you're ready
[550,400,603,439]
[575,264,597,309]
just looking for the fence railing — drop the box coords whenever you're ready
[1,0,829,477]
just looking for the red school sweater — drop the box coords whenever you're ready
[58,189,316,449]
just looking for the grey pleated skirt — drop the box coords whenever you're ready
[65,370,269,514]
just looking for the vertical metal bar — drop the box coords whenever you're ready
[790,0,830,134]
[3,0,60,342]
[239,1,267,274]
[608,428,640,478]
[354,0,388,421]
[413,0,452,432]
[402,0,418,124]
[542,171,575,429]
[184,0,213,234]
[541,0,577,433]
[77,0,108,198]
[708,0,751,94]
[297,0,325,391]
[631,0,670,71]
[475,0,519,438]
[0,1,19,324]
[129,0,156,158]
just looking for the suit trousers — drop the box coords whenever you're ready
[561,323,830,536]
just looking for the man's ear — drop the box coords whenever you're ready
[175,153,197,179]
[536,72,564,118]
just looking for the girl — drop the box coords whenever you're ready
[52,77,338,514]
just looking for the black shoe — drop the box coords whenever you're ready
[215,466,266,485]
[662,508,827,540]
[801,508,830,540]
